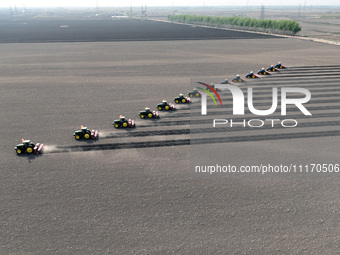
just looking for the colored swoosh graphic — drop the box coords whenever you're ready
[196,82,223,106]
[196,87,217,105]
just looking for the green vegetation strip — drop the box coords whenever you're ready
[320,14,340,19]
[168,14,301,35]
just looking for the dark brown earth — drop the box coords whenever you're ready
[1,19,340,254]
[0,19,273,43]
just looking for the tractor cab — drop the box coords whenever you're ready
[119,115,126,122]
[161,100,169,106]
[23,140,31,146]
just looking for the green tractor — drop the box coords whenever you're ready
[174,93,191,104]
[139,107,159,119]
[15,139,43,155]
[157,100,176,111]
[73,125,98,140]
[232,74,245,83]
[187,89,201,98]
[113,115,135,128]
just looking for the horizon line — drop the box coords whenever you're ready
[2,5,340,8]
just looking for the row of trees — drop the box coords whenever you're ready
[320,14,340,19]
[168,14,301,35]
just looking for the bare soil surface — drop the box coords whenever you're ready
[0,19,273,43]
[1,19,340,254]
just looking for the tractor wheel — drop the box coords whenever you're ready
[84,133,90,139]
[140,114,145,119]
[196,93,200,97]
[175,100,179,103]
[165,106,169,110]
[189,93,193,97]
[182,99,186,103]
[123,122,128,128]
[26,147,33,153]
[114,123,119,128]
[148,113,153,118]
[158,107,162,111]
[16,149,22,154]
[75,135,80,140]
[252,75,255,78]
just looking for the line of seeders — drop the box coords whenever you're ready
[15,62,286,155]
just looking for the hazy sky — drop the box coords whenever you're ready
[3,0,340,8]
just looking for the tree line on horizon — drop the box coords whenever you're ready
[168,14,301,35]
